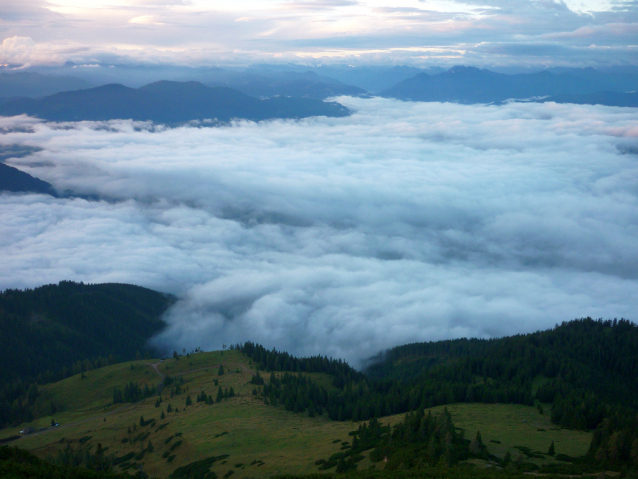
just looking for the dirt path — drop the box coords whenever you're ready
[145,361,165,380]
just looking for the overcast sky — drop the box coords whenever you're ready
[1,0,637,67]
[2,98,637,364]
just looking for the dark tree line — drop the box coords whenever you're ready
[315,409,474,472]
[242,319,638,469]
[586,412,638,468]
[0,281,173,428]
[234,342,363,386]
[0,444,137,479]
[112,383,154,404]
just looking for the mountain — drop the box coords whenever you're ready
[25,62,433,94]
[0,281,173,391]
[540,91,638,108]
[313,65,445,93]
[381,66,616,103]
[0,72,92,99]
[209,71,367,100]
[0,162,57,196]
[547,66,638,93]
[3,319,636,477]
[0,81,351,123]
[2,316,637,476]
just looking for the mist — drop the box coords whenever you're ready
[1,97,637,367]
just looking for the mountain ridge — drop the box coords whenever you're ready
[380,66,622,104]
[0,81,351,123]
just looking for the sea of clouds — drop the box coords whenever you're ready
[1,98,637,367]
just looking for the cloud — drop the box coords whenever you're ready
[0,36,91,66]
[1,98,638,366]
[0,0,636,66]
[128,15,166,25]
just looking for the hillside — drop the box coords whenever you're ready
[365,318,638,422]
[208,71,367,100]
[0,281,173,427]
[3,350,593,478]
[2,318,637,477]
[0,162,57,196]
[0,81,351,123]
[380,66,616,104]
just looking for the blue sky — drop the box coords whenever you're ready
[1,0,636,67]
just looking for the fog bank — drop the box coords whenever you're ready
[1,98,637,366]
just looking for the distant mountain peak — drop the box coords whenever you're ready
[446,65,483,74]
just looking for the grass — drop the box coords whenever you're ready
[379,403,590,461]
[2,351,593,478]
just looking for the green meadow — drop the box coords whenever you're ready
[2,350,592,478]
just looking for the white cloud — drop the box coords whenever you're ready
[1,98,637,366]
[1,0,636,66]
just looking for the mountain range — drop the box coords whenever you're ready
[1,66,637,114]
[0,81,351,123]
[379,66,627,104]
[0,72,92,103]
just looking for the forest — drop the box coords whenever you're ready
[3,304,638,475]
[236,318,638,470]
[0,281,173,428]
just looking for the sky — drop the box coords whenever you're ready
[2,98,637,365]
[1,0,637,67]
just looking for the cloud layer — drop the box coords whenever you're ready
[1,0,637,67]
[1,98,638,366]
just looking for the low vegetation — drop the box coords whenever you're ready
[1,318,636,478]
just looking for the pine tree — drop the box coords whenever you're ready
[504,451,512,465]
[185,395,192,407]
[218,364,224,376]
[216,386,223,403]
[548,441,555,456]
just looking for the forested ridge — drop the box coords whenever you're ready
[237,318,638,469]
[0,281,173,427]
[3,298,638,473]
[0,445,139,479]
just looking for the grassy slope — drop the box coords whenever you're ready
[2,350,592,478]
